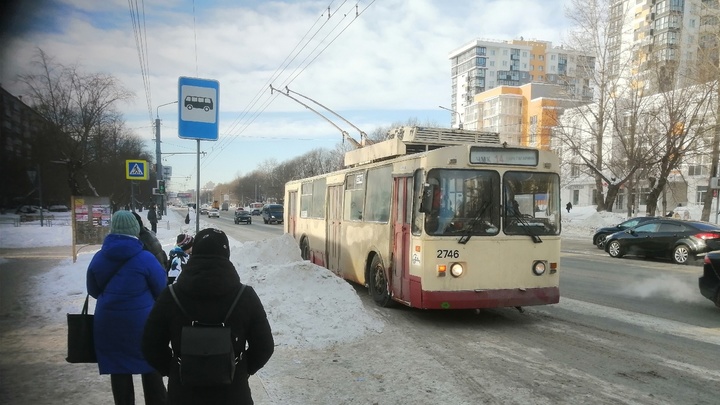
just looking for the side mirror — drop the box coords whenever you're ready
[419,183,436,213]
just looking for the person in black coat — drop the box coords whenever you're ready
[147,204,158,233]
[142,228,274,405]
[133,212,168,269]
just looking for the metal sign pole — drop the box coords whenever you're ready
[196,139,201,234]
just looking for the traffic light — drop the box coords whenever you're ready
[157,180,166,194]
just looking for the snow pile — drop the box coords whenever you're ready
[2,211,384,350]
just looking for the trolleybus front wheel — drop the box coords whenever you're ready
[369,255,393,307]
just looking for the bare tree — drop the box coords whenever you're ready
[698,1,720,221]
[17,48,134,196]
[641,66,715,216]
[558,0,634,212]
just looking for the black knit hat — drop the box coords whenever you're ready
[192,228,230,258]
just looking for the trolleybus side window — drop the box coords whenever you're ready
[300,178,326,219]
[344,171,365,221]
[363,165,392,223]
[412,170,425,235]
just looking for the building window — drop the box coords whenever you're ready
[571,165,580,177]
[696,186,707,203]
[688,165,708,176]
[573,189,579,205]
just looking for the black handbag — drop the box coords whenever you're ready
[66,294,97,363]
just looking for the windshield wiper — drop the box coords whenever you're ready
[458,201,491,245]
[507,211,543,243]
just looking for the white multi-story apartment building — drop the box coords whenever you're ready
[557,0,720,213]
[447,38,594,129]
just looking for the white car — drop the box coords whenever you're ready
[207,208,220,218]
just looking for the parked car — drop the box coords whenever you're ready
[592,216,658,249]
[234,209,252,224]
[604,218,720,265]
[15,205,45,214]
[48,204,69,212]
[699,251,720,307]
[261,204,284,224]
[207,208,220,218]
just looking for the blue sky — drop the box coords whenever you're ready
[1,0,574,190]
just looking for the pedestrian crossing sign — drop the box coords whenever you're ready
[126,160,148,180]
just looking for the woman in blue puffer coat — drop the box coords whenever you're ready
[87,210,168,405]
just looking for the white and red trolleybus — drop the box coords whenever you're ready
[284,126,561,310]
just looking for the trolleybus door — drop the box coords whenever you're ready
[326,185,343,275]
[391,177,412,300]
[287,191,297,237]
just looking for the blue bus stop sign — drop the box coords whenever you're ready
[178,77,219,141]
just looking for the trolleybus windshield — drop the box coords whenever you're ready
[418,168,560,237]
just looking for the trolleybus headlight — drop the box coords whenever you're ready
[532,261,547,276]
[450,263,464,277]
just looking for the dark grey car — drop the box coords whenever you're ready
[604,218,720,265]
[234,209,252,224]
[592,216,657,249]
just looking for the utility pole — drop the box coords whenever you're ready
[155,101,178,216]
[155,117,162,215]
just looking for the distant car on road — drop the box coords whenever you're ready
[207,208,220,218]
[251,208,261,216]
[699,251,720,307]
[199,207,209,215]
[234,209,252,224]
[261,204,284,224]
[604,218,720,265]
[592,216,657,249]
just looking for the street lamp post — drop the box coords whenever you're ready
[155,101,178,216]
[26,164,44,226]
[439,105,463,129]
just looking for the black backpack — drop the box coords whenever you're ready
[168,284,246,387]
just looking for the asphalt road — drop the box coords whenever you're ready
[2,225,719,404]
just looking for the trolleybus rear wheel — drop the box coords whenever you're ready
[369,255,393,307]
[300,237,310,261]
